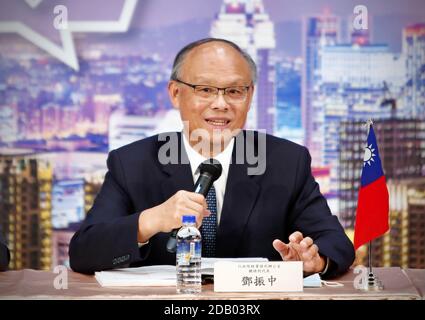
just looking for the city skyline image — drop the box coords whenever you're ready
[0,0,424,271]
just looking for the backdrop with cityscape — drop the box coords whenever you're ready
[0,0,424,270]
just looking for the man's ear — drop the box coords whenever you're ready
[247,85,255,111]
[168,81,180,110]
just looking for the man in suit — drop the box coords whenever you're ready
[0,232,10,271]
[69,38,355,278]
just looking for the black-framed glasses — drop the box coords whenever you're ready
[173,78,252,103]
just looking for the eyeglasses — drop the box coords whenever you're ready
[173,78,252,103]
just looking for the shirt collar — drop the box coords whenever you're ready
[182,132,234,178]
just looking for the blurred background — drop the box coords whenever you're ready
[0,0,424,270]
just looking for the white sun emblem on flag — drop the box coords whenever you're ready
[363,144,376,166]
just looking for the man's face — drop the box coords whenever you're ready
[168,42,254,150]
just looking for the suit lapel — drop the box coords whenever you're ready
[217,131,261,257]
[160,132,194,200]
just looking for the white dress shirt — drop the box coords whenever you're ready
[182,133,234,225]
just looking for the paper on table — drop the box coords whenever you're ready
[95,265,176,287]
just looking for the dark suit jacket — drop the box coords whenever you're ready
[0,233,10,271]
[69,131,354,278]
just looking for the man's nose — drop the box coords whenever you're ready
[210,90,229,110]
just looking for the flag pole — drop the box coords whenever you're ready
[368,240,372,275]
[363,119,384,291]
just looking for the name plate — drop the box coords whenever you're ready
[214,261,303,292]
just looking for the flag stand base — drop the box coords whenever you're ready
[362,272,384,291]
[359,240,384,291]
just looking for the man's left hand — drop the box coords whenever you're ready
[273,231,326,275]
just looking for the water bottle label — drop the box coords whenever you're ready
[177,241,201,266]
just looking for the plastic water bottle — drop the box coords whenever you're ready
[176,215,202,294]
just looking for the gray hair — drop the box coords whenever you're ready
[170,38,257,83]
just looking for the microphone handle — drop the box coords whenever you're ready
[166,173,213,253]
[166,229,179,253]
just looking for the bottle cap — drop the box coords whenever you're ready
[182,215,196,224]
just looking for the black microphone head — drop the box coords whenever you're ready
[199,159,222,182]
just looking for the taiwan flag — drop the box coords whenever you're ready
[354,125,389,250]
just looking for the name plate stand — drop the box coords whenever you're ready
[214,261,303,292]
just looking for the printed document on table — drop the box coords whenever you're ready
[95,265,176,287]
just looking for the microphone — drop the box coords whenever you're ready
[166,159,222,253]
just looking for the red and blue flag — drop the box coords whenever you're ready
[354,124,389,250]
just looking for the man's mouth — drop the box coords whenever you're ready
[205,118,231,127]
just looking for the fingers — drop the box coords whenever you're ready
[300,236,313,249]
[196,209,211,228]
[273,239,294,261]
[184,198,205,215]
[176,191,205,211]
[203,209,211,217]
[157,190,210,232]
[289,231,303,244]
[302,243,319,261]
[186,192,206,206]
[291,234,316,258]
[289,233,317,255]
[159,191,200,228]
[273,239,289,255]
[274,232,323,273]
[186,193,209,224]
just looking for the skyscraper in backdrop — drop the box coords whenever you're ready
[0,151,52,270]
[403,23,425,119]
[302,13,339,167]
[210,0,276,134]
